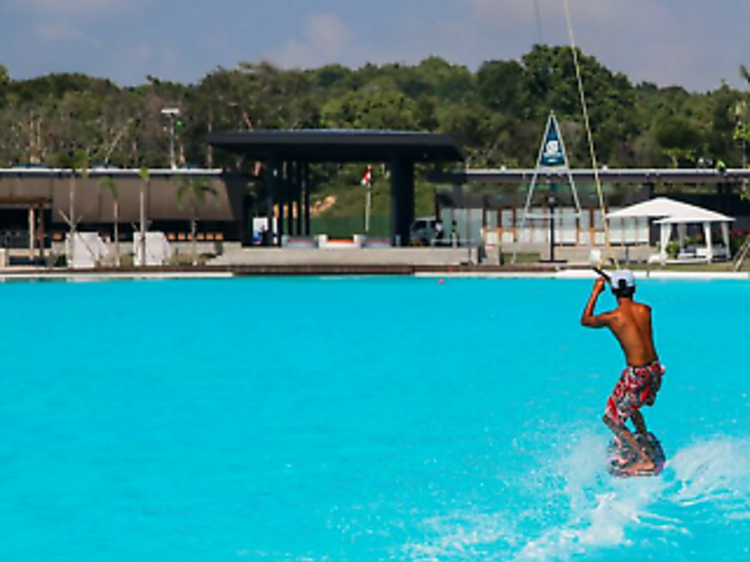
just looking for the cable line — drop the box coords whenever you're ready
[561,0,619,268]
[534,0,544,45]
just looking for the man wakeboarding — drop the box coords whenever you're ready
[581,270,665,476]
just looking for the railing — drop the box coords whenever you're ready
[733,235,750,271]
[0,231,31,249]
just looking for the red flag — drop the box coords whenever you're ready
[361,165,372,187]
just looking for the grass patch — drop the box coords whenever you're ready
[616,261,750,273]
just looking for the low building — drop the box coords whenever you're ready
[0,168,252,252]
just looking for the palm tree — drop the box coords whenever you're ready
[67,149,89,265]
[740,66,750,171]
[137,167,149,266]
[99,176,120,266]
[176,175,218,266]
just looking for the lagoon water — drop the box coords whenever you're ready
[1,277,749,561]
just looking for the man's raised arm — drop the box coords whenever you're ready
[581,278,610,328]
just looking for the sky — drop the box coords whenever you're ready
[1,0,749,92]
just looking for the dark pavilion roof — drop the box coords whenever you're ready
[206,129,464,163]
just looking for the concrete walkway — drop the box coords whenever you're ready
[416,269,750,280]
[209,247,478,267]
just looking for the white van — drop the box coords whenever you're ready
[410,217,444,246]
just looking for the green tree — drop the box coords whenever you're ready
[413,57,475,103]
[735,66,750,168]
[741,65,750,87]
[311,64,354,94]
[436,103,498,166]
[68,149,89,224]
[137,167,150,266]
[2,47,750,196]
[99,176,120,266]
[65,149,90,266]
[0,64,9,109]
[477,60,525,114]
[322,82,418,130]
[655,118,703,167]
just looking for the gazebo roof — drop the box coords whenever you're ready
[607,197,734,223]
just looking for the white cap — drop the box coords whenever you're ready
[610,269,635,289]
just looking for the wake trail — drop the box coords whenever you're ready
[404,433,750,562]
[514,434,750,561]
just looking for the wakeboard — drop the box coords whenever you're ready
[607,432,666,478]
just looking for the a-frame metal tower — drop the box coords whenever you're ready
[512,112,582,263]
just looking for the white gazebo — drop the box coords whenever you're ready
[607,197,734,263]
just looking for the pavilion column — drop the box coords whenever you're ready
[390,156,415,247]
[659,223,672,257]
[265,158,280,246]
[278,162,286,243]
[304,162,311,236]
[703,222,713,262]
[722,222,731,260]
[39,205,46,260]
[287,161,296,236]
[28,207,35,262]
[295,161,303,236]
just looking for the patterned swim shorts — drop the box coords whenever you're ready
[605,362,664,427]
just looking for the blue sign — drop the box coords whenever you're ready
[539,115,567,167]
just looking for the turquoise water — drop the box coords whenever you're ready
[1,277,749,561]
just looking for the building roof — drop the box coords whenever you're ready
[0,172,243,223]
[206,130,464,163]
[0,168,224,177]
[432,168,750,185]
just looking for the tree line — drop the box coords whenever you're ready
[1,44,749,180]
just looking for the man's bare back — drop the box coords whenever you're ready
[581,270,664,476]
[600,299,657,367]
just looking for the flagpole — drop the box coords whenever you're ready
[365,188,372,233]
[362,165,373,234]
